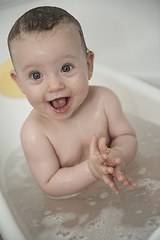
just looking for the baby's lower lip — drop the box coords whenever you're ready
[48,97,71,114]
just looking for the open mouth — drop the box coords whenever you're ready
[48,97,71,113]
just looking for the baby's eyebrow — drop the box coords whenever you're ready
[22,64,40,72]
[23,64,33,70]
[58,54,77,61]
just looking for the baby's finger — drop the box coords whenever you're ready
[98,137,107,154]
[90,134,100,156]
[98,138,111,155]
[103,174,119,195]
[115,170,137,188]
[97,155,106,165]
[125,176,137,188]
[114,169,128,185]
[99,165,113,175]
[107,157,121,167]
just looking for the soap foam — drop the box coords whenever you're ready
[136,178,160,196]
[41,212,76,228]
[138,167,147,175]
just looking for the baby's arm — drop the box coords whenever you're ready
[21,123,108,198]
[101,88,138,194]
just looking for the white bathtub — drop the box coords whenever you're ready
[0,1,160,240]
[0,64,160,240]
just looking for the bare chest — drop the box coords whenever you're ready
[46,112,110,167]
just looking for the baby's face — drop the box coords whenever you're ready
[10,23,94,120]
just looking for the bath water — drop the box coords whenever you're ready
[0,113,160,240]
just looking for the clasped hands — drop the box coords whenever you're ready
[88,134,137,195]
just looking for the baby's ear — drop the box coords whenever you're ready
[87,51,94,80]
[10,70,25,94]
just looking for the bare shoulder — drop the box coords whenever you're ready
[20,110,46,147]
[89,85,119,102]
[89,85,124,119]
[89,85,117,95]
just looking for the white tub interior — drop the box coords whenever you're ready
[0,1,160,240]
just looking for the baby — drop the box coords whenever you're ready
[8,6,138,198]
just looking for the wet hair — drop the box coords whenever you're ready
[8,6,88,56]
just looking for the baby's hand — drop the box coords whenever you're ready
[98,137,137,195]
[88,135,114,181]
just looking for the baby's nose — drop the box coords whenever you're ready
[46,76,65,93]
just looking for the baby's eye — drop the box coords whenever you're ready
[61,65,73,73]
[31,72,42,80]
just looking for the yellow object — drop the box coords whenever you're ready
[0,59,25,98]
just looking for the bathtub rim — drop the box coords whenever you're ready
[148,227,160,240]
[0,192,26,240]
